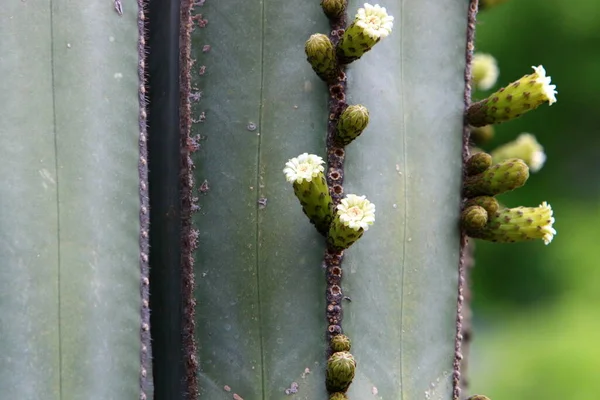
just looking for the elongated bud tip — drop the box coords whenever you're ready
[331,334,352,352]
[491,133,546,172]
[283,153,325,184]
[469,124,495,146]
[326,351,356,393]
[472,53,499,91]
[336,104,370,146]
[321,0,347,19]
[305,34,339,83]
[467,65,557,126]
[465,152,493,176]
[462,205,488,231]
[329,393,349,400]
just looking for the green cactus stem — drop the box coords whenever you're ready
[491,132,546,172]
[329,393,349,400]
[305,34,340,83]
[330,334,352,352]
[469,124,494,146]
[467,65,557,127]
[283,153,334,235]
[466,201,556,245]
[463,158,529,198]
[335,104,370,146]
[321,0,347,19]
[327,194,375,250]
[336,3,394,64]
[461,205,488,231]
[465,152,493,176]
[326,351,356,393]
[465,196,500,215]
[472,53,499,91]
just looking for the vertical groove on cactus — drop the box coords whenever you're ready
[137,0,152,398]
[179,0,200,398]
[455,0,480,398]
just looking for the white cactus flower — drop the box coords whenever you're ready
[337,194,376,231]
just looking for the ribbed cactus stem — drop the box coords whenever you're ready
[326,351,356,393]
[463,158,529,198]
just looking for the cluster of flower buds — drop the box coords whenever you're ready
[305,3,394,83]
[326,335,355,394]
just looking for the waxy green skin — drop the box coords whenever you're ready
[305,34,339,83]
[463,158,529,198]
[326,351,356,393]
[292,173,334,236]
[337,22,380,64]
[335,105,370,146]
[467,73,552,127]
[465,205,553,243]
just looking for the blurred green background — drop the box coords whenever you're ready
[469,0,600,399]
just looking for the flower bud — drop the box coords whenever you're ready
[465,152,492,176]
[469,124,494,146]
[327,194,375,250]
[321,0,347,19]
[331,334,352,352]
[472,53,499,91]
[465,196,499,215]
[467,65,557,127]
[305,34,339,83]
[462,205,488,231]
[463,158,529,198]
[326,351,356,393]
[491,133,546,172]
[329,392,349,400]
[335,105,369,146]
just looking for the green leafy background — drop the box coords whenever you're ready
[469,1,600,399]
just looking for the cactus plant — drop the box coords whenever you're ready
[0,0,476,399]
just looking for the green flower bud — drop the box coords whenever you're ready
[335,105,369,146]
[305,34,339,83]
[467,65,557,127]
[326,351,356,393]
[467,396,492,400]
[331,334,352,352]
[321,0,347,19]
[491,133,546,173]
[469,124,495,146]
[465,152,492,177]
[283,153,334,235]
[329,393,349,400]
[463,158,529,198]
[327,194,375,250]
[472,53,499,91]
[468,201,556,245]
[462,205,488,231]
[337,3,394,64]
[465,196,499,215]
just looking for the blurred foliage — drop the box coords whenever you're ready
[468,0,600,399]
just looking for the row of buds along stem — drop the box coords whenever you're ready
[283,153,376,250]
[461,152,556,245]
[305,3,394,83]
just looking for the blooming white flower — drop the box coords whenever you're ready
[355,3,394,40]
[283,153,325,184]
[531,65,557,105]
[337,194,376,231]
[538,201,556,245]
[472,53,499,91]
